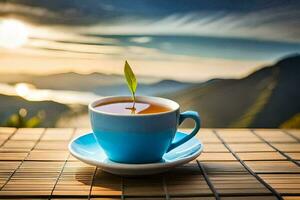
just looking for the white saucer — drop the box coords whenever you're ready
[69,132,203,176]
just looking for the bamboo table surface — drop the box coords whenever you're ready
[0,128,299,200]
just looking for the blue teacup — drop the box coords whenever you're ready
[89,96,201,164]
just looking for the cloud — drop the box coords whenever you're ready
[0,2,57,19]
[0,2,117,25]
[0,1,298,82]
[81,6,300,43]
[28,25,119,44]
[22,39,171,61]
[26,39,124,55]
[0,1,299,43]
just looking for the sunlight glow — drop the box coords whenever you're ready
[6,82,99,105]
[15,83,33,97]
[0,19,29,48]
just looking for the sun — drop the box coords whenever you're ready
[15,83,34,97]
[0,19,29,49]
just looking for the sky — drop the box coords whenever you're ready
[0,0,299,82]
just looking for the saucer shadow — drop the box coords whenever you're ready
[75,167,122,192]
[75,163,200,191]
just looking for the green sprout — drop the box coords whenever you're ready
[124,60,138,112]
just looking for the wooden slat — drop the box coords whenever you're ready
[203,143,229,152]
[90,198,121,200]
[0,127,16,136]
[195,129,220,143]
[40,128,74,141]
[68,154,81,161]
[123,175,165,197]
[221,197,277,200]
[271,143,300,152]
[254,129,297,142]
[286,153,300,160]
[0,153,28,161]
[0,161,21,188]
[165,163,212,196]
[283,197,300,200]
[245,161,300,173]
[34,141,69,150]
[0,128,16,146]
[26,150,69,161]
[52,161,95,196]
[259,174,300,194]
[227,143,275,152]
[10,128,44,141]
[125,198,165,200]
[171,198,215,200]
[236,152,286,161]
[197,152,237,161]
[207,173,271,195]
[286,129,300,140]
[0,128,299,199]
[0,161,64,196]
[1,140,36,150]
[201,161,247,173]
[216,129,262,143]
[91,169,122,196]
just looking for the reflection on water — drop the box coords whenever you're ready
[0,82,100,105]
[15,83,35,96]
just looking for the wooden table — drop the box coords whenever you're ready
[0,128,299,200]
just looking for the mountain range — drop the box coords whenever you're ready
[0,94,70,127]
[0,72,192,96]
[165,54,300,128]
[0,54,299,128]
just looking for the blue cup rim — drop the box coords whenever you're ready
[89,96,180,117]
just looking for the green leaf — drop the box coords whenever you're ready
[124,60,137,98]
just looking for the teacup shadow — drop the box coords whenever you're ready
[74,164,203,198]
[167,164,200,174]
[75,163,199,191]
[75,167,122,192]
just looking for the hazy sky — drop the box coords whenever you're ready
[0,0,299,81]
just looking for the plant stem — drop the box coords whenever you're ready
[132,93,136,109]
[130,93,136,114]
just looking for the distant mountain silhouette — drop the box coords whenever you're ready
[0,72,126,91]
[0,94,70,127]
[166,54,300,128]
[93,79,193,96]
[0,71,192,95]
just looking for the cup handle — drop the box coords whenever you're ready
[166,111,201,152]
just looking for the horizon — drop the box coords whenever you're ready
[0,1,300,82]
[0,53,298,83]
